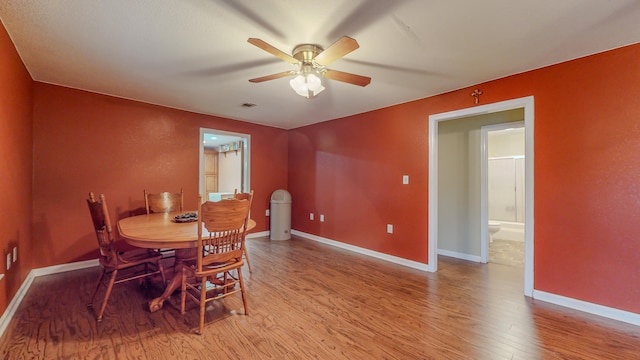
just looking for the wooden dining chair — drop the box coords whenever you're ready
[86,192,166,322]
[181,196,251,334]
[233,189,254,273]
[144,188,184,214]
[144,188,184,258]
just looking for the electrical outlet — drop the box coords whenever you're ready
[402,175,409,184]
[310,213,314,220]
[6,254,11,271]
[265,209,270,216]
[387,224,393,234]
[320,214,325,222]
[13,247,17,262]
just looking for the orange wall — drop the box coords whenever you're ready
[0,22,33,315]
[289,43,640,314]
[288,104,430,260]
[32,84,288,268]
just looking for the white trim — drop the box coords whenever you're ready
[31,259,99,277]
[437,249,482,263]
[427,112,439,273]
[428,96,535,296]
[0,259,99,338]
[199,128,251,197]
[291,230,430,272]
[533,290,640,327]
[0,271,35,338]
[247,231,269,239]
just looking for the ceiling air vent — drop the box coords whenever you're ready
[242,102,257,108]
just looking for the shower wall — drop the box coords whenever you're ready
[488,128,525,223]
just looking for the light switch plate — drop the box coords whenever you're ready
[310,213,314,220]
[265,209,270,216]
[387,224,393,233]
[402,175,409,184]
[6,254,11,271]
[320,214,325,222]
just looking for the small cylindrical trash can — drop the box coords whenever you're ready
[270,189,292,240]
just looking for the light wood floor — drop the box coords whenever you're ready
[1,236,639,359]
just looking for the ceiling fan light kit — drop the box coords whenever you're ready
[248,36,371,99]
[289,72,325,99]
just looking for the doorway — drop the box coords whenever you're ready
[199,128,251,201]
[428,96,534,297]
[481,122,525,267]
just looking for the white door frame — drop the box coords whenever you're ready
[199,128,251,199]
[480,121,524,263]
[428,96,534,297]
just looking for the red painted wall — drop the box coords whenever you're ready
[0,22,33,315]
[289,43,640,314]
[288,104,430,260]
[32,84,288,268]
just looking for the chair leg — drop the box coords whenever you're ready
[243,247,253,273]
[88,268,106,308]
[199,277,207,335]
[237,267,249,316]
[96,269,118,321]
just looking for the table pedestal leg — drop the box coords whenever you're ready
[148,248,195,312]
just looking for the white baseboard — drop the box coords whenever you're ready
[0,259,99,339]
[32,259,99,277]
[437,249,482,263]
[0,271,35,339]
[247,231,269,239]
[291,230,431,272]
[533,290,640,327]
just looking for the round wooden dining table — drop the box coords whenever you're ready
[118,211,256,312]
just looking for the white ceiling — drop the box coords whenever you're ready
[1,1,640,129]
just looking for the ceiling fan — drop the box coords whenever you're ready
[247,36,371,98]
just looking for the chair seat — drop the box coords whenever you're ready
[98,248,163,270]
[185,258,244,278]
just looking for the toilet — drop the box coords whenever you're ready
[488,221,501,243]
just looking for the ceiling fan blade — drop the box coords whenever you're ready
[314,36,360,66]
[247,38,299,65]
[249,71,294,83]
[324,69,371,87]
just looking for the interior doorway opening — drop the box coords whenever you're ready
[428,96,534,297]
[199,128,250,201]
[481,122,525,268]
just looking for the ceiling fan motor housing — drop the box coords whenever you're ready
[292,44,324,64]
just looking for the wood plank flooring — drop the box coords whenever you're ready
[1,236,639,359]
